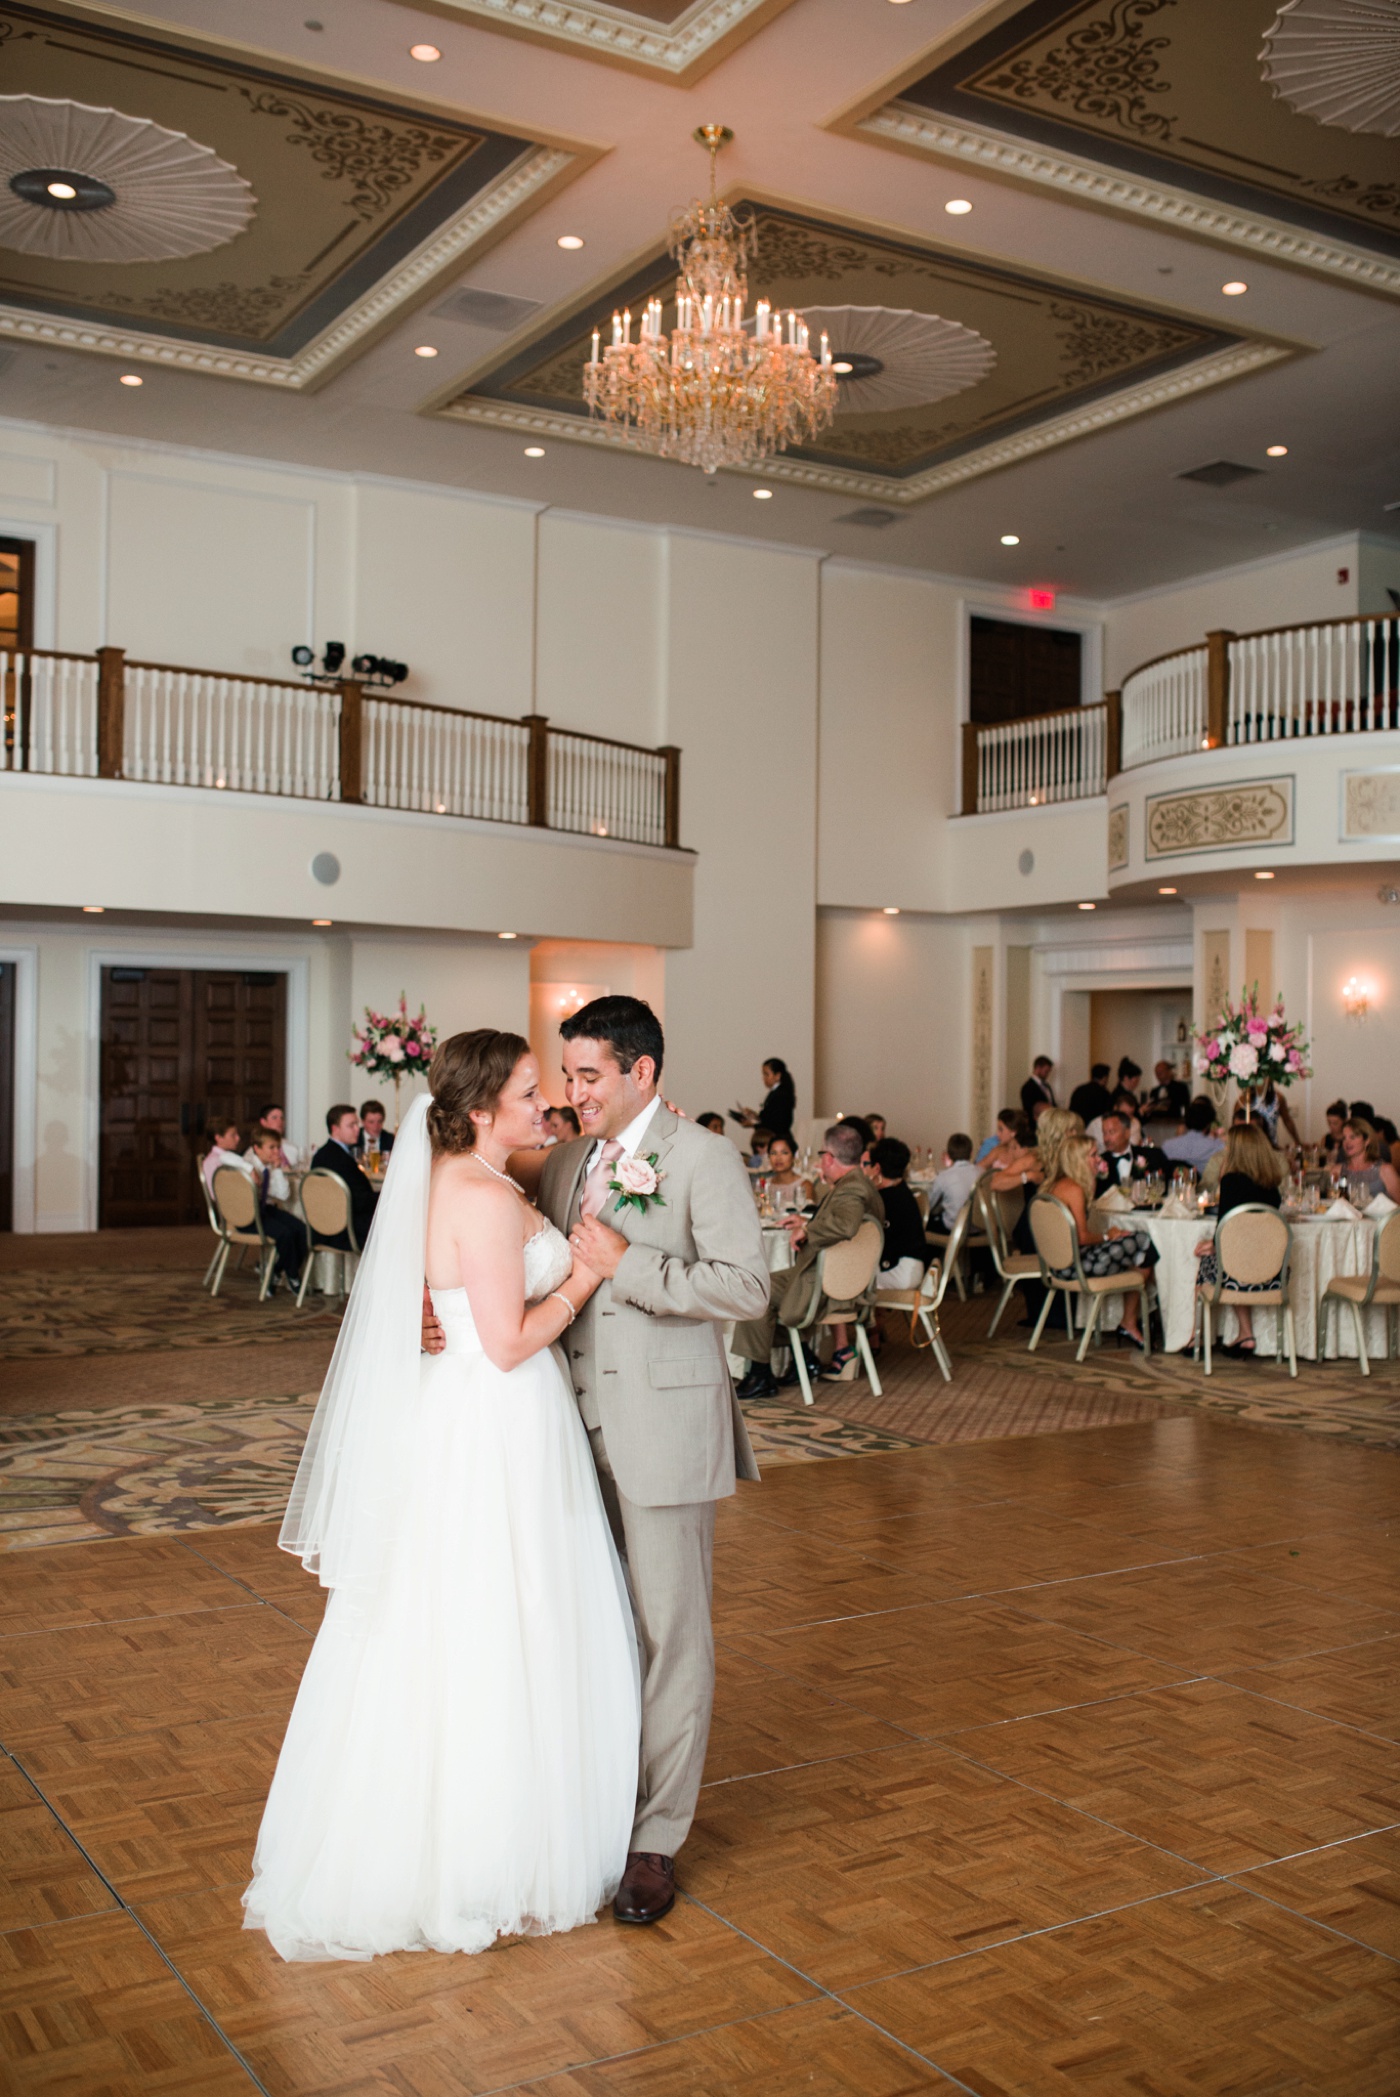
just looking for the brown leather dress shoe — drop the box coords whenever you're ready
[613,1851,676,1924]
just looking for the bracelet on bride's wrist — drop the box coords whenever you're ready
[549,1290,576,1327]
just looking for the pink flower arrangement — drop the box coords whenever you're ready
[349,994,437,1097]
[1193,988,1311,1094]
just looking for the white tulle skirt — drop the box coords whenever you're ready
[243,1341,641,1961]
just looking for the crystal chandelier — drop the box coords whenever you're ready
[583,125,838,476]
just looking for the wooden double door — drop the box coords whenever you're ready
[100,968,286,1227]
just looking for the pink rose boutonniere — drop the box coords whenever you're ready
[609,1153,667,1213]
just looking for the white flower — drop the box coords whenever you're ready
[614,1155,659,1197]
[1229,1042,1258,1080]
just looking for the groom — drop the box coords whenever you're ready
[441,996,767,1922]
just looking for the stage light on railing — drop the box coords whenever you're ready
[351,653,409,686]
[323,641,345,675]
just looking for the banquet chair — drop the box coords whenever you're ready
[297,1168,361,1306]
[925,1192,988,1301]
[1196,1204,1296,1378]
[875,1253,954,1382]
[975,1179,1041,1337]
[210,1166,279,1302]
[1027,1196,1157,1363]
[197,1160,229,1290]
[783,1218,884,1407]
[1316,1211,1400,1374]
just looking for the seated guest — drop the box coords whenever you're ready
[1144,1061,1190,1120]
[865,1114,888,1145]
[543,1105,581,1144]
[1096,1108,1169,1189]
[869,1139,926,1291]
[987,1113,1041,1197]
[980,1109,1034,1169]
[764,1133,812,1211]
[1020,1056,1056,1120]
[1320,1099,1348,1161]
[925,1133,980,1232]
[355,1099,394,1160]
[1163,1097,1224,1171]
[732,1121,884,1398]
[697,1112,726,1135]
[1039,1128,1156,1349]
[1195,1122,1287,1357]
[1088,1088,1143,1148]
[1068,1065,1114,1126]
[1332,1119,1400,1204]
[202,1119,242,1195]
[1350,1099,1377,1126]
[254,1102,302,1170]
[747,1125,776,1170]
[311,1104,379,1248]
[237,1130,309,1290]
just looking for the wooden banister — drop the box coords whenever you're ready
[1104,688,1121,780]
[1205,629,1233,749]
[523,713,549,827]
[96,646,125,779]
[660,744,681,850]
[961,721,979,815]
[338,679,363,805]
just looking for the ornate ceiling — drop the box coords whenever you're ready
[382,0,797,80]
[441,199,1285,500]
[0,2,569,386]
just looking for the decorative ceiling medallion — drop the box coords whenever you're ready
[799,306,996,414]
[0,97,255,262]
[1260,0,1400,138]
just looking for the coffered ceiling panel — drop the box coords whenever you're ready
[0,2,571,386]
[861,0,1400,297]
[383,0,796,80]
[436,200,1292,500]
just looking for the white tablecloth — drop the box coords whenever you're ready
[1086,1209,1386,1358]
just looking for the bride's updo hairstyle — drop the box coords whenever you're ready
[427,1029,532,1155]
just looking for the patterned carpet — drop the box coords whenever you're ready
[0,1232,1393,1550]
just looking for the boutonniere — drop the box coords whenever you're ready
[609,1152,667,1212]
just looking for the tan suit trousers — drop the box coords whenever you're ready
[589,1426,715,1857]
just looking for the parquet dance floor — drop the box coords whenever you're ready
[2,1413,1397,2094]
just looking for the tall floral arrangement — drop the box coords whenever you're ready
[1194,987,1311,1113]
[349,995,437,1126]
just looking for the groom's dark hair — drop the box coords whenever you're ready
[561,995,664,1078]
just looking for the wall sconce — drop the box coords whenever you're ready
[1342,975,1372,1023]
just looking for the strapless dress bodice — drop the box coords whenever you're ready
[429,1221,573,1354]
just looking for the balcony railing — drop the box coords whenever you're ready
[962,701,1109,814]
[0,646,681,850]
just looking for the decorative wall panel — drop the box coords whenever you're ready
[972,944,994,1139]
[1145,776,1294,859]
[1341,767,1400,843]
[1202,928,1230,1028]
[1107,802,1128,871]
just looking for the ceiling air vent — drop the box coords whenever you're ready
[431,288,542,331]
[834,506,901,528]
[1176,460,1264,487]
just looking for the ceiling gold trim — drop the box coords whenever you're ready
[438,339,1293,503]
[0,144,574,387]
[380,0,795,81]
[856,102,1400,301]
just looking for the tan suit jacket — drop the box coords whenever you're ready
[776,1168,885,1325]
[539,1106,769,1507]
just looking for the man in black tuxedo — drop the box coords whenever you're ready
[1020,1057,1056,1122]
[1095,1108,1169,1190]
[1069,1064,1114,1125]
[311,1104,379,1248]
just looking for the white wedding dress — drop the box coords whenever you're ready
[243,1217,641,1962]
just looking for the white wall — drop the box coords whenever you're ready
[535,515,664,747]
[1104,536,1361,687]
[815,909,978,1150]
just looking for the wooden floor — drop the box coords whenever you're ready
[2,1412,1398,2094]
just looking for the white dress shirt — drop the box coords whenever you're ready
[242,1149,290,1202]
[585,1093,663,1176]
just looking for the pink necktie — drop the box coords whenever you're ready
[580,1139,624,1220]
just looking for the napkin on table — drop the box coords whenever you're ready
[1157,1195,1194,1219]
[1325,1198,1362,1222]
[1363,1192,1398,1219]
[1096,1187,1133,1213]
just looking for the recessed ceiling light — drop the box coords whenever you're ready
[882,906,900,915]
[524,445,545,457]
[46,180,77,200]
[1000,533,1019,546]
[753,488,773,500]
[832,359,854,374]
[1254,868,1275,879]
[1078,901,1097,910]
[312,917,333,926]
[1222,280,1248,295]
[1266,444,1288,457]
[409,43,441,60]
[414,344,438,358]
[945,199,973,215]
[82,904,105,913]
[556,234,584,250]
[118,372,142,386]
[1158,885,1178,895]
[498,931,518,939]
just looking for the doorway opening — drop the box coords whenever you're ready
[99,967,286,1226]
[1089,988,1193,1097]
[969,615,1082,724]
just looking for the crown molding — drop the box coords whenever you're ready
[383,0,792,81]
[0,146,574,391]
[858,104,1400,303]
[441,340,1292,505]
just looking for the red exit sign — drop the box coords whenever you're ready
[1028,588,1056,610]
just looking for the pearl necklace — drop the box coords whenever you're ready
[469,1153,524,1194]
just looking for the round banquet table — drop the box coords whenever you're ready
[1082,1207,1389,1359]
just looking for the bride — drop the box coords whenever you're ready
[243,1030,641,1961]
